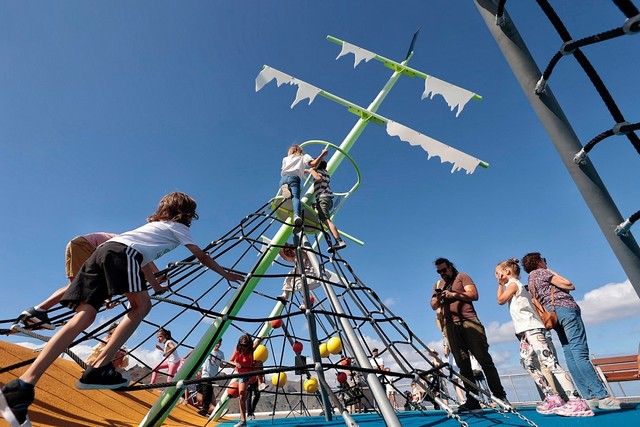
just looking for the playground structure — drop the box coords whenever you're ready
[1,32,538,427]
[133,32,511,427]
[476,0,640,296]
[2,2,638,427]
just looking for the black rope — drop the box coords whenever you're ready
[535,0,640,154]
[614,0,640,18]
[588,122,640,154]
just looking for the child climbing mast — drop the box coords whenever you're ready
[279,144,328,227]
[0,192,244,427]
[307,160,346,252]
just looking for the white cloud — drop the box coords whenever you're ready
[15,341,97,365]
[575,280,640,325]
[485,320,516,344]
[60,343,94,363]
[130,347,164,369]
[382,297,396,307]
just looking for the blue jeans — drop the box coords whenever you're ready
[553,305,608,399]
[279,175,301,217]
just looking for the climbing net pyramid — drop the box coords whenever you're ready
[2,193,535,427]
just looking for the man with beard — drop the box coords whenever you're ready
[430,258,507,412]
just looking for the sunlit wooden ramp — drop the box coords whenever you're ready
[0,341,216,427]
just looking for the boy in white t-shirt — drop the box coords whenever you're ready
[279,144,328,227]
[0,192,244,427]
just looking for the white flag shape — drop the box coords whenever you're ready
[386,121,481,174]
[255,66,320,109]
[422,76,476,117]
[335,41,376,68]
[290,79,321,108]
[255,66,293,92]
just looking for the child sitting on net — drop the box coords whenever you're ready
[306,160,346,252]
[275,244,322,305]
[279,144,328,227]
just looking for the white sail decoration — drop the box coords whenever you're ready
[335,41,376,68]
[255,66,320,108]
[386,120,481,174]
[290,79,321,108]
[255,66,293,91]
[422,76,476,117]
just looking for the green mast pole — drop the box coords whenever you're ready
[140,35,413,427]
[324,36,409,177]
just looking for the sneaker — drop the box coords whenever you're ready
[536,394,564,415]
[598,396,622,410]
[553,398,594,417]
[197,409,209,417]
[293,215,303,227]
[0,379,35,427]
[233,421,247,427]
[77,363,128,390]
[280,184,292,199]
[20,308,54,330]
[455,400,482,413]
[276,295,288,304]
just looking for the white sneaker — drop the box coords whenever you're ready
[233,421,247,427]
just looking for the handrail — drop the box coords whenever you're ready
[300,139,362,198]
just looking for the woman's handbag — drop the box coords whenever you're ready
[530,283,558,330]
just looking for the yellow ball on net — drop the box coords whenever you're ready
[327,336,342,354]
[271,372,288,387]
[319,342,329,358]
[303,377,319,393]
[253,344,269,362]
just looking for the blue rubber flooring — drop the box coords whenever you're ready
[218,405,639,426]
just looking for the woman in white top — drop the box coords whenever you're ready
[496,258,592,417]
[151,327,182,384]
[279,144,328,226]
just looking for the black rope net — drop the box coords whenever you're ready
[0,194,533,427]
[496,0,640,233]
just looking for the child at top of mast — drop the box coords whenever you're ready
[307,159,346,252]
[279,144,328,227]
[0,192,244,427]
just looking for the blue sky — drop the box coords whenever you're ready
[1,0,639,387]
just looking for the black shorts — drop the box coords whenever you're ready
[60,241,146,311]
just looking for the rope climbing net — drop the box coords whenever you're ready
[1,190,535,427]
[496,0,640,235]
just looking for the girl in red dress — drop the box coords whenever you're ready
[230,334,254,427]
